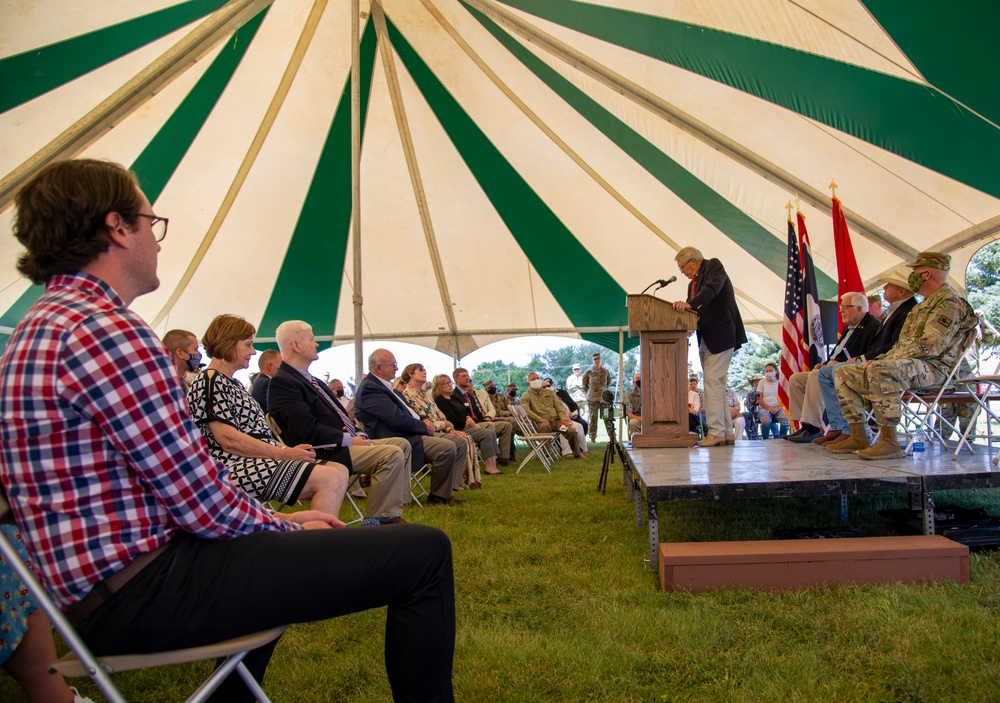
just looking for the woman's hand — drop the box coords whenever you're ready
[280,510,346,529]
[283,444,317,462]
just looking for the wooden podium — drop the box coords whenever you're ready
[627,294,699,448]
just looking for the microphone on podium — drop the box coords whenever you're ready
[639,275,677,295]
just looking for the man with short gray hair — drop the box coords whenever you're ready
[251,348,282,412]
[673,246,746,447]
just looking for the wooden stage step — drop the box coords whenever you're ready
[659,535,969,592]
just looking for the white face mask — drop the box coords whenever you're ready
[528,379,543,390]
[765,371,777,382]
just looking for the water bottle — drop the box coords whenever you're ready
[912,429,926,457]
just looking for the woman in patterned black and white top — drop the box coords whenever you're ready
[186,314,349,515]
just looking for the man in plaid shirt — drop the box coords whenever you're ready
[0,160,455,703]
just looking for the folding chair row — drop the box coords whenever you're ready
[510,405,562,473]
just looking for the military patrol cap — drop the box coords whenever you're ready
[905,251,950,271]
[875,266,911,290]
[592,352,601,359]
[483,379,495,390]
[572,363,581,370]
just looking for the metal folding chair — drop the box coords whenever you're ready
[0,488,285,703]
[409,462,431,507]
[510,405,561,473]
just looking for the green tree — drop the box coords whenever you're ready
[728,334,781,391]
[966,240,1000,348]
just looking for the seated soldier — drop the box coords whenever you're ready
[521,373,585,458]
[831,252,978,459]
[623,372,642,437]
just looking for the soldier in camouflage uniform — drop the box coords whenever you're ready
[582,352,613,443]
[829,252,978,459]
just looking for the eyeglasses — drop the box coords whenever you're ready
[839,304,859,310]
[135,213,169,242]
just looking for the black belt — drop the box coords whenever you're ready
[66,543,169,626]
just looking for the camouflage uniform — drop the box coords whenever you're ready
[835,285,977,425]
[582,364,613,441]
[623,386,642,436]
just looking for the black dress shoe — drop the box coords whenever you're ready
[784,427,809,441]
[788,431,822,443]
[428,494,465,506]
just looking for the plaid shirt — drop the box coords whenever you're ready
[0,272,293,608]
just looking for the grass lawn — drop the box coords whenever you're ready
[4,443,1000,702]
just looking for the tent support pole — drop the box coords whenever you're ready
[618,329,624,442]
[351,0,363,386]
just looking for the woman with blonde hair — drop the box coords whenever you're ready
[186,314,350,515]
[433,374,503,477]
[399,365,481,489]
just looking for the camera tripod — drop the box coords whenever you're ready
[597,406,629,495]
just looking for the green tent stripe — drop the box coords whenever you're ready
[132,9,269,203]
[256,21,378,339]
[863,0,1000,127]
[0,0,230,113]
[464,2,837,300]
[385,18,627,330]
[0,285,43,328]
[498,0,1000,201]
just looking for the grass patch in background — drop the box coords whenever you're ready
[4,448,1000,702]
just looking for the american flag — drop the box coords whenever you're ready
[798,211,827,367]
[779,217,806,412]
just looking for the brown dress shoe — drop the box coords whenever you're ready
[813,430,842,445]
[696,434,727,447]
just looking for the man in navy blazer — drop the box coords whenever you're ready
[673,246,747,447]
[812,269,919,445]
[785,291,882,442]
[355,349,465,505]
[267,321,411,524]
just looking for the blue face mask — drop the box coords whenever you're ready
[185,350,203,372]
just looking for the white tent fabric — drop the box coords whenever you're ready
[2,0,998,356]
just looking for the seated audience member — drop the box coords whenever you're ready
[830,252,978,459]
[868,294,884,321]
[162,328,202,387]
[0,159,455,702]
[812,269,919,445]
[546,377,589,438]
[355,350,468,496]
[1,525,95,703]
[688,376,701,433]
[543,377,586,454]
[401,364,482,487]
[743,376,762,438]
[755,363,788,438]
[250,348,282,413]
[454,368,513,463]
[785,292,880,443]
[623,372,642,437]
[520,372,585,458]
[434,375,504,476]
[186,314,349,516]
[726,385,745,441]
[266,320,431,515]
[328,378,357,421]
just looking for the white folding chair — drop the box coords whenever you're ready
[410,462,431,507]
[898,315,982,453]
[0,489,285,703]
[510,405,561,473]
[266,413,365,525]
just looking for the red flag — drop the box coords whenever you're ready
[832,195,864,333]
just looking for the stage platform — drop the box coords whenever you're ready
[623,439,1000,567]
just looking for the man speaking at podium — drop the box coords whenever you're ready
[672,246,747,447]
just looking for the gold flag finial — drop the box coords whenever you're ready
[829,179,838,198]
[786,201,793,220]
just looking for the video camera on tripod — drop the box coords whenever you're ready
[597,389,628,495]
[598,389,617,442]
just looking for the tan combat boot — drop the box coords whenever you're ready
[824,423,872,453]
[857,424,907,460]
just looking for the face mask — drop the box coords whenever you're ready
[185,350,203,372]
[528,379,543,390]
[335,389,345,398]
[635,380,641,388]
[486,387,496,395]
[765,371,777,381]
[907,270,926,293]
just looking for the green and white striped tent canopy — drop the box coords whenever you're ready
[2,0,998,356]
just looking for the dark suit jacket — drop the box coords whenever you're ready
[452,387,488,422]
[354,374,427,471]
[686,258,747,354]
[435,394,470,429]
[266,362,354,470]
[832,312,881,362]
[862,296,919,360]
[250,373,271,412]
